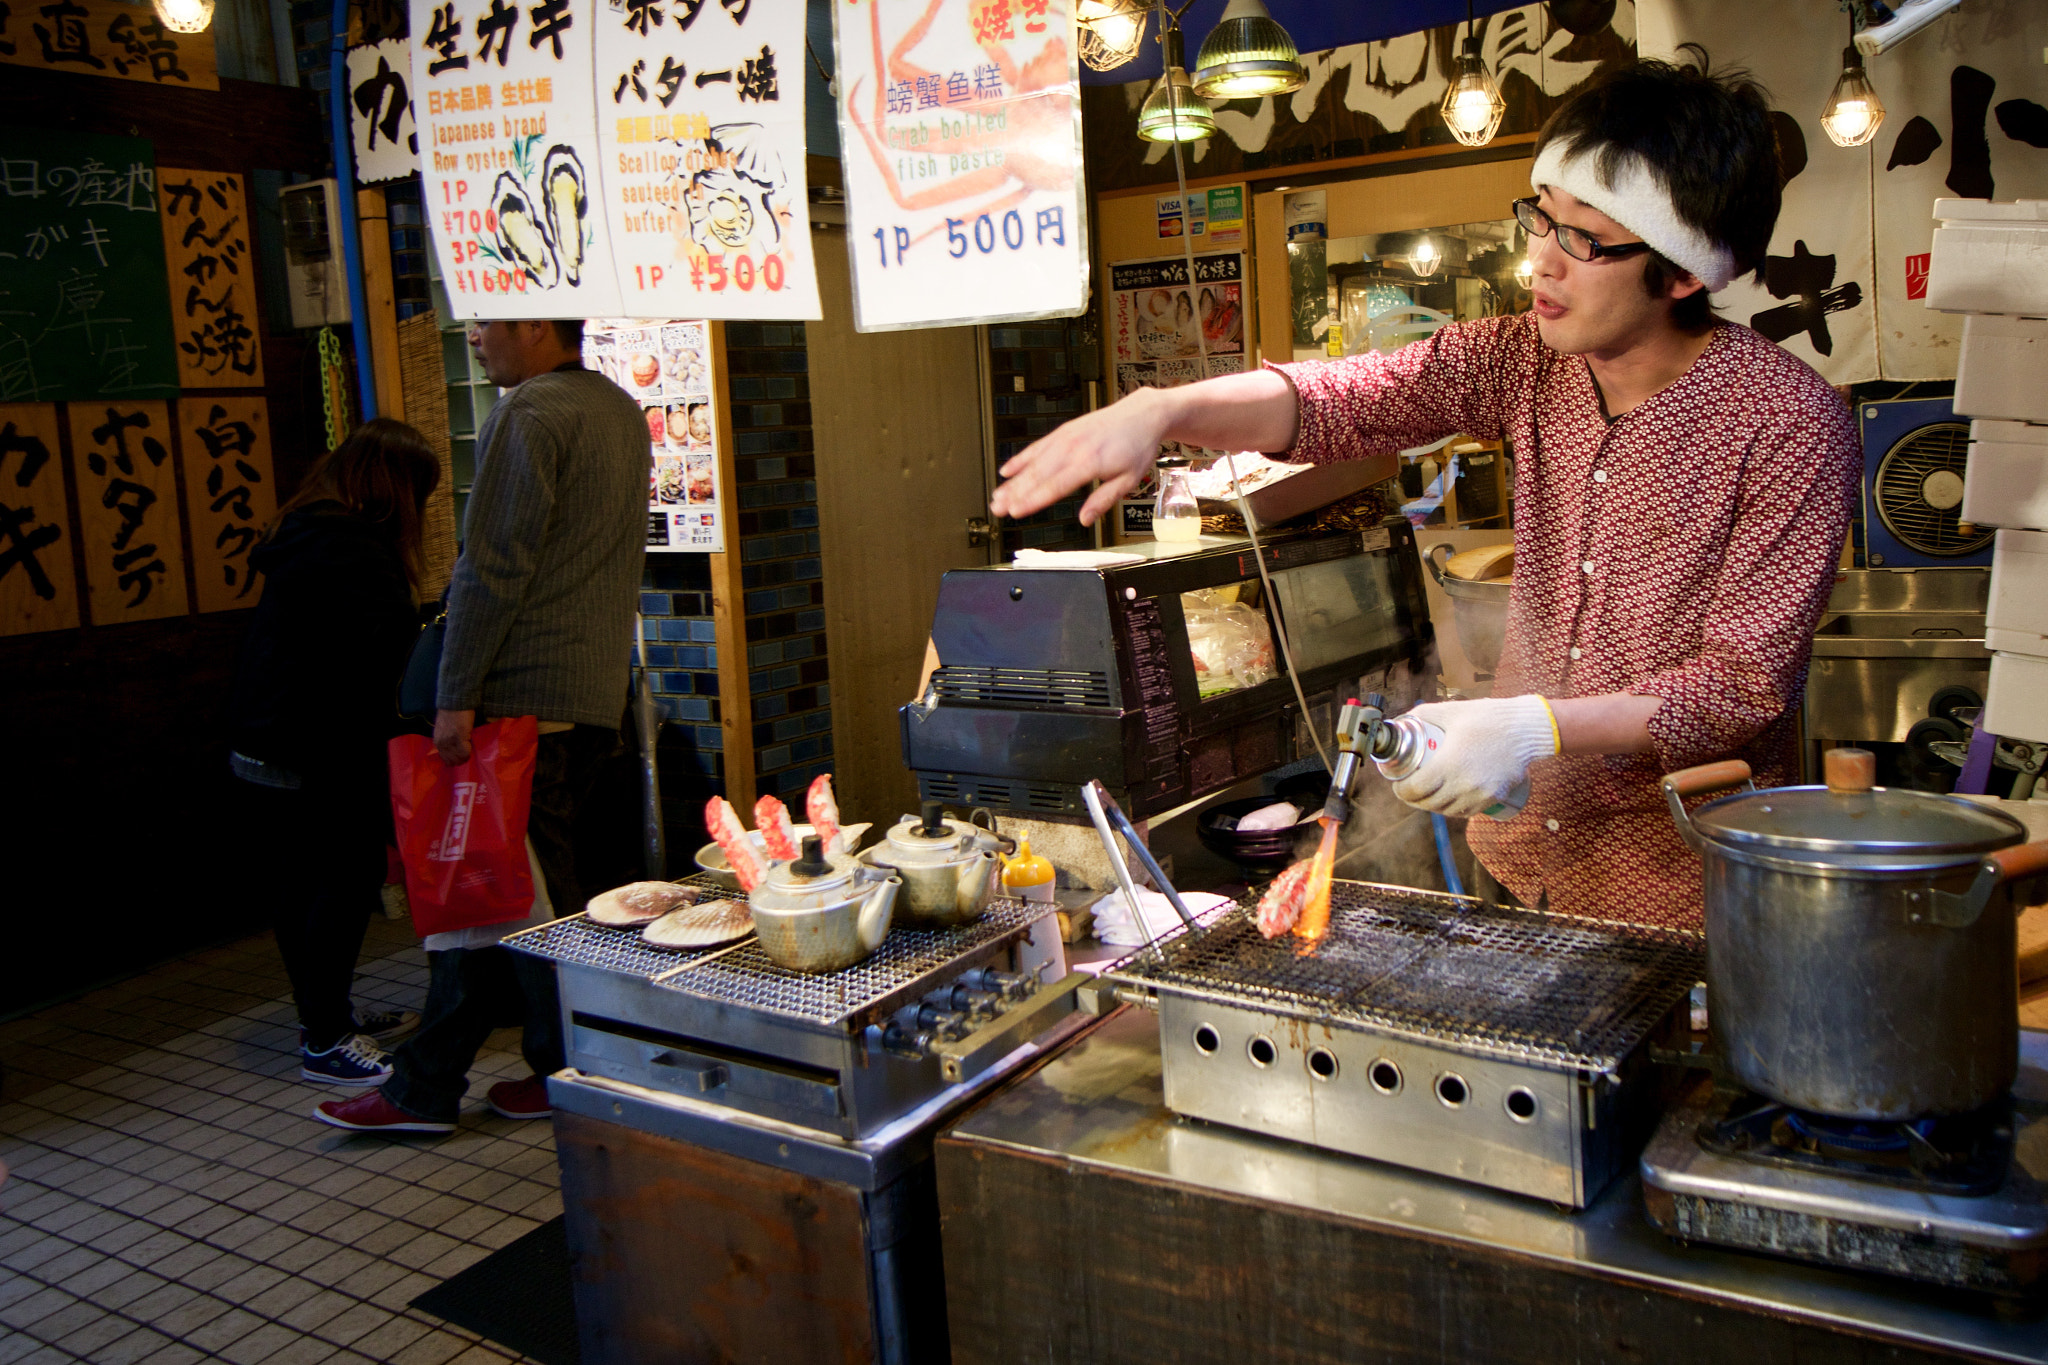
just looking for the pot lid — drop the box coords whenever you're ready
[759,835,857,899]
[1691,785,2025,862]
[880,802,976,865]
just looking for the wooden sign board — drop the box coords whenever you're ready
[69,399,189,624]
[0,0,219,91]
[179,396,273,612]
[158,168,264,389]
[0,402,80,636]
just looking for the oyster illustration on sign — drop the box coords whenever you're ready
[541,146,591,286]
[492,172,558,289]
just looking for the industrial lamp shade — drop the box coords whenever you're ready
[152,0,213,33]
[1191,0,1307,100]
[1137,29,1218,142]
[1820,48,1885,147]
[1439,39,1505,147]
[1077,0,1147,73]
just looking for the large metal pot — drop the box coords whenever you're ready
[1424,542,1511,675]
[1662,751,2048,1119]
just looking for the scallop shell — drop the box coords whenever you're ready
[641,897,754,950]
[586,881,701,927]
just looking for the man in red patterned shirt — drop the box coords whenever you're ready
[990,51,1861,929]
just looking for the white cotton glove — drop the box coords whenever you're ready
[1388,695,1558,821]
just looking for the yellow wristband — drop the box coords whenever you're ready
[1534,695,1561,756]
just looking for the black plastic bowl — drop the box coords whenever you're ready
[1196,795,1318,875]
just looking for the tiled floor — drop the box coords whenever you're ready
[0,918,562,1364]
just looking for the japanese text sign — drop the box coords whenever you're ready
[831,0,1087,332]
[158,168,265,389]
[0,402,79,636]
[584,316,723,551]
[69,399,188,625]
[347,37,421,186]
[0,0,217,91]
[0,127,179,402]
[179,396,273,611]
[594,0,817,319]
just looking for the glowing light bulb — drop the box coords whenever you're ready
[1820,48,1885,148]
[1513,257,1534,288]
[152,0,213,33]
[1438,38,1504,147]
[1409,237,1442,278]
[1077,0,1147,72]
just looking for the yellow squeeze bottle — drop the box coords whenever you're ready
[1002,839,1066,981]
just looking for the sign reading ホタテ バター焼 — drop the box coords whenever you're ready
[410,0,818,320]
[830,0,1088,332]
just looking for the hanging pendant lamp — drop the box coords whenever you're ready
[1439,0,1505,146]
[1137,26,1218,143]
[1077,0,1149,73]
[1191,0,1306,101]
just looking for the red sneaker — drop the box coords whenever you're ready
[487,1075,552,1120]
[314,1090,455,1135]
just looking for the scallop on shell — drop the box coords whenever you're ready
[492,172,557,288]
[586,881,702,927]
[641,897,754,950]
[541,146,589,286]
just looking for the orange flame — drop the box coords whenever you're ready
[1293,818,1339,953]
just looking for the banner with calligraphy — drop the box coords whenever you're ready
[594,0,818,320]
[830,0,1088,332]
[413,0,625,316]
[0,0,218,91]
[0,128,178,402]
[347,38,421,187]
[179,397,273,612]
[0,403,80,637]
[158,169,264,389]
[69,400,188,625]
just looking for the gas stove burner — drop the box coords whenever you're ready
[1697,1089,2012,1198]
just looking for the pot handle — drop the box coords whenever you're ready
[1922,840,2048,929]
[1425,541,1453,589]
[1659,760,1756,855]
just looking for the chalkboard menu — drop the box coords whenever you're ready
[0,127,178,403]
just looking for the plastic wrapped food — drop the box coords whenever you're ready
[1182,588,1277,697]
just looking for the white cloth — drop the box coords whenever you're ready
[1092,887,1234,947]
[422,837,555,952]
[1531,137,1740,292]
[1389,696,1558,821]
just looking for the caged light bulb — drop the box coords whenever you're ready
[1820,48,1885,147]
[1409,237,1442,278]
[153,0,214,33]
[1513,256,1534,288]
[1438,37,1505,147]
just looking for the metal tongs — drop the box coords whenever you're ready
[1082,780,1197,961]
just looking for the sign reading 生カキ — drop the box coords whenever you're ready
[179,397,275,613]
[831,0,1087,332]
[0,402,79,637]
[158,169,265,389]
[0,128,178,403]
[414,0,623,316]
[68,399,188,626]
[0,0,217,91]
[347,38,421,187]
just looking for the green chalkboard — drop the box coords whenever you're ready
[0,127,178,402]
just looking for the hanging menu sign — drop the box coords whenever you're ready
[69,399,188,625]
[0,0,218,91]
[593,0,817,320]
[584,317,723,552]
[179,396,275,612]
[830,0,1087,332]
[347,37,421,187]
[158,168,265,389]
[414,0,624,316]
[0,402,80,637]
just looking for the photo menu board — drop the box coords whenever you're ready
[583,317,722,552]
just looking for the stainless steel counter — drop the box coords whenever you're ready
[942,1009,2048,1364]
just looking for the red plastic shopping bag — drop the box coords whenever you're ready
[388,716,539,936]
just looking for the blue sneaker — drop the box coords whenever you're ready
[352,1007,421,1045]
[301,1034,395,1087]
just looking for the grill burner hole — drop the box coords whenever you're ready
[1307,1047,1338,1081]
[1369,1059,1402,1094]
[1505,1088,1538,1122]
[1192,1025,1220,1055]
[1436,1073,1469,1107]
[1247,1036,1277,1068]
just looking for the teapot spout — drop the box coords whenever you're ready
[957,852,1000,919]
[858,876,901,951]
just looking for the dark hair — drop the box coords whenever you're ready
[551,319,585,349]
[268,418,441,592]
[1535,43,1780,321]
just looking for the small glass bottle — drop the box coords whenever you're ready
[1153,456,1201,543]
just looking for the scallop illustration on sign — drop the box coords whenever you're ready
[675,123,792,262]
[491,171,557,289]
[542,146,591,286]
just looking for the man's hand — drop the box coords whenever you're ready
[989,389,1172,526]
[433,708,476,766]
[1389,696,1558,820]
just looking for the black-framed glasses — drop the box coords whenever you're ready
[1513,197,1653,264]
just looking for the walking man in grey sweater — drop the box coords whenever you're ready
[318,318,651,1135]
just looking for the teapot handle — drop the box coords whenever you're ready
[1660,760,1756,855]
[968,806,1018,855]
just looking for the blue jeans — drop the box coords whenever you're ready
[381,725,619,1122]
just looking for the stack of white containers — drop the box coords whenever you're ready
[1927,198,2048,744]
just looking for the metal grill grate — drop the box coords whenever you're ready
[502,877,750,979]
[1106,882,1702,1073]
[656,900,1045,1028]
[933,665,1113,709]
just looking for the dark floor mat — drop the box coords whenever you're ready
[413,1214,580,1365]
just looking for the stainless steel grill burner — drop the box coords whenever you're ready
[1107,882,1703,1074]
[1101,881,1703,1206]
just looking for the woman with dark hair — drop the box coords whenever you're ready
[228,418,442,1085]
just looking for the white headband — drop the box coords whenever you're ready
[1530,138,1739,293]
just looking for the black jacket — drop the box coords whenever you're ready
[227,502,420,796]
